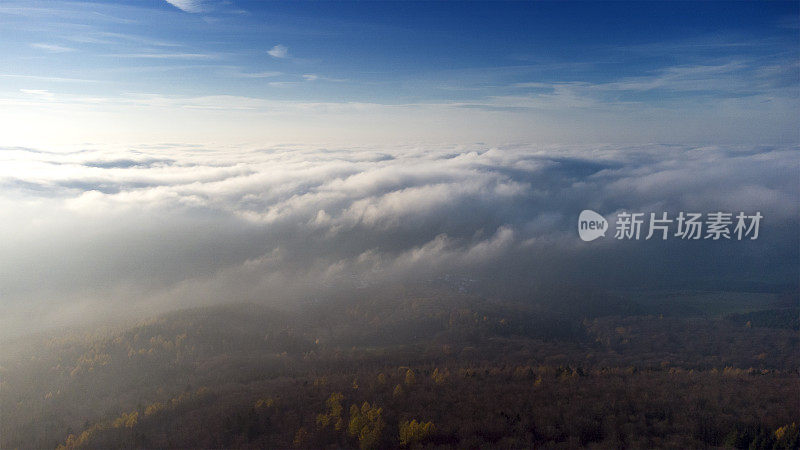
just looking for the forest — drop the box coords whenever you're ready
[1,287,797,449]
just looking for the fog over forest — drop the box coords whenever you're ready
[1,143,796,338]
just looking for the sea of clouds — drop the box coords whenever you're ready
[0,143,797,337]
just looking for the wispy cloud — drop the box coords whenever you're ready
[19,89,55,100]
[0,73,98,83]
[106,52,217,60]
[599,61,753,93]
[30,43,74,53]
[267,44,289,59]
[236,71,282,79]
[68,31,183,48]
[164,0,205,13]
[268,81,300,88]
[303,73,346,82]
[504,58,799,111]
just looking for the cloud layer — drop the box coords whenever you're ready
[0,143,797,337]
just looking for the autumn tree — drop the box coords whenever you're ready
[347,401,385,450]
[399,419,435,446]
[404,369,416,386]
[316,392,344,431]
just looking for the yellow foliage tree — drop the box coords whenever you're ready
[399,419,435,446]
[144,402,165,417]
[432,368,449,385]
[404,369,416,386]
[254,397,274,409]
[775,423,799,448]
[316,392,345,431]
[293,427,309,448]
[112,411,138,429]
[347,401,385,450]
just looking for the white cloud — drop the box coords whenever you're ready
[0,73,98,83]
[0,142,796,338]
[236,71,282,79]
[268,81,299,88]
[30,43,74,53]
[106,52,217,60]
[164,0,205,13]
[267,44,288,58]
[19,89,55,100]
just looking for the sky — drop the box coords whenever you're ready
[0,2,798,338]
[0,1,797,145]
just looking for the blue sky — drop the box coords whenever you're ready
[0,1,797,145]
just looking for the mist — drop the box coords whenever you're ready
[1,142,796,339]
